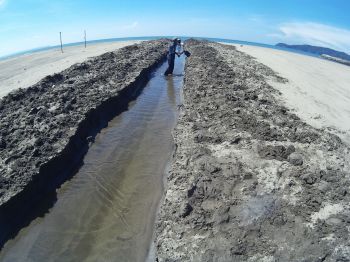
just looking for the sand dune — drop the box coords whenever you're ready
[0,40,140,98]
[223,43,350,144]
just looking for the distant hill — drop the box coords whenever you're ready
[276,43,350,61]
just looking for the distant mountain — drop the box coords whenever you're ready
[276,43,350,61]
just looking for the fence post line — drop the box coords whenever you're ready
[84,30,87,48]
[60,32,63,53]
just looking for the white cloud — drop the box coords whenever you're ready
[248,14,265,23]
[121,21,138,30]
[276,22,350,53]
[0,0,6,7]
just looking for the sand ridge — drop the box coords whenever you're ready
[155,40,350,261]
[0,41,141,98]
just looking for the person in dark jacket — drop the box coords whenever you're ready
[164,38,180,76]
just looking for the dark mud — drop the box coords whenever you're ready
[155,40,350,261]
[0,40,169,248]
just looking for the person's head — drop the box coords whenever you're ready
[173,38,178,45]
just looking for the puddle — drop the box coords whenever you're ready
[0,56,185,262]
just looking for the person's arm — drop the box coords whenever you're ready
[167,45,172,55]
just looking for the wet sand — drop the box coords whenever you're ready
[0,41,140,98]
[222,43,350,144]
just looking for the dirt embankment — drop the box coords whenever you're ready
[0,40,169,247]
[155,40,350,261]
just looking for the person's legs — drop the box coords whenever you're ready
[168,58,175,74]
[164,55,175,75]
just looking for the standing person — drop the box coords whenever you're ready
[164,38,180,76]
[176,39,191,57]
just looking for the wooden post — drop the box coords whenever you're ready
[84,30,87,48]
[59,32,63,53]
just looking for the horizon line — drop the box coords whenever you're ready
[0,35,276,61]
[1,35,343,62]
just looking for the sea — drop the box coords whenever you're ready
[0,36,321,61]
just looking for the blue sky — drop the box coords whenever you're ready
[0,0,350,57]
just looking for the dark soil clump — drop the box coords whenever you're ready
[155,40,350,262]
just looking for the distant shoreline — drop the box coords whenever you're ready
[321,54,350,66]
[0,36,322,61]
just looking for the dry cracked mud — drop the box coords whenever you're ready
[155,40,350,262]
[0,39,169,247]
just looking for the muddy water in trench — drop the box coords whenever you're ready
[1,56,185,262]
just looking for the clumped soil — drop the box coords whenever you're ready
[0,40,168,206]
[155,40,350,261]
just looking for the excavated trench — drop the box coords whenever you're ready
[0,56,185,261]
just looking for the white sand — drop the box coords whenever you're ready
[311,203,344,224]
[222,43,350,144]
[0,41,140,98]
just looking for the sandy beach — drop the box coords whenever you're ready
[1,39,350,261]
[0,40,140,98]
[222,43,350,144]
